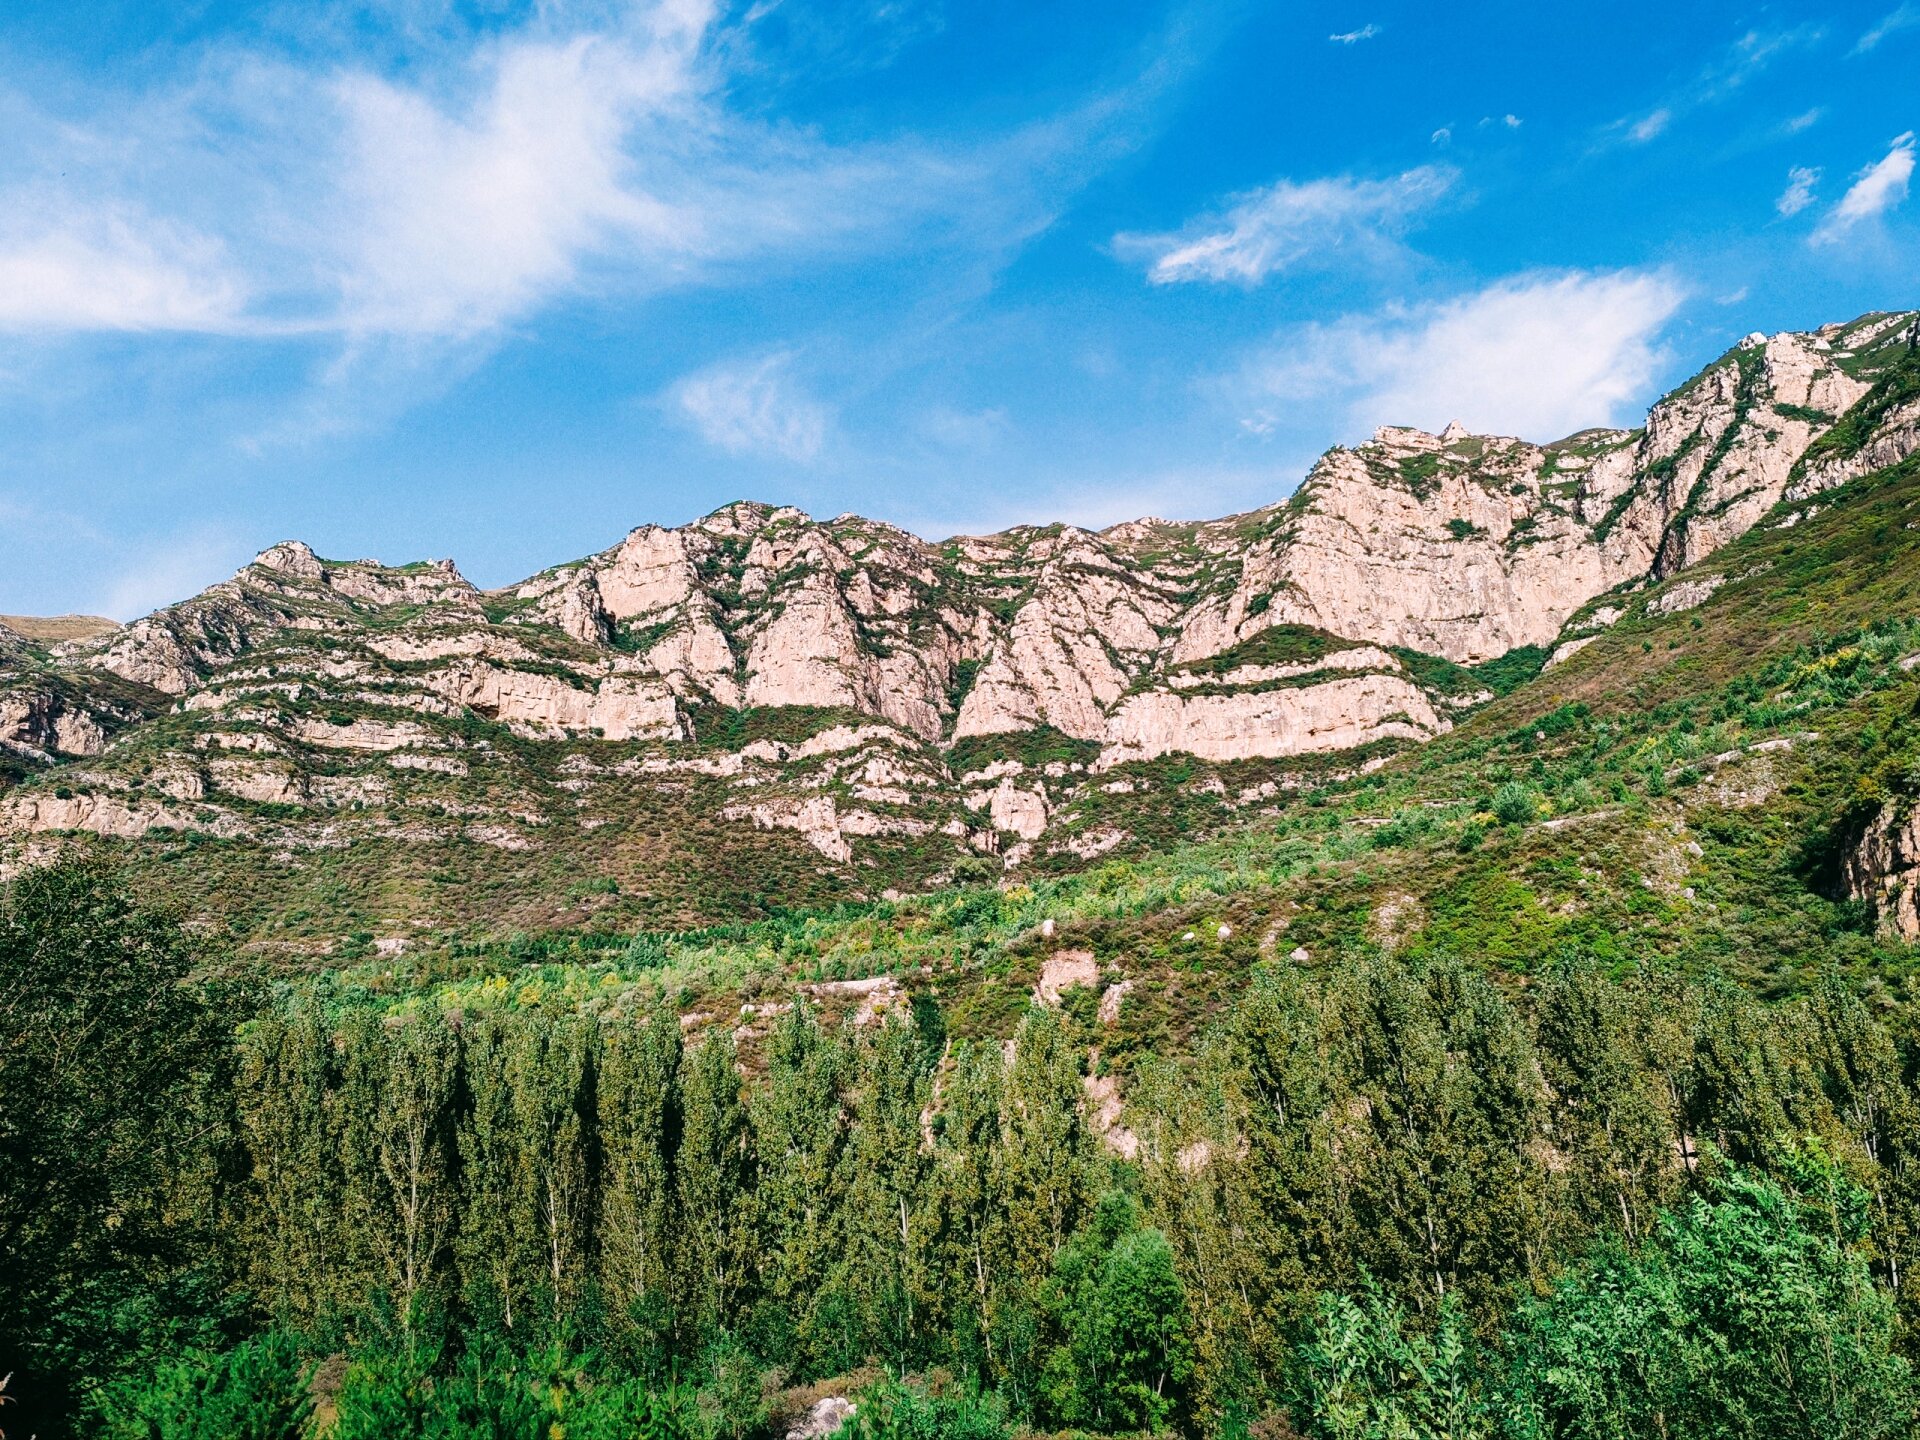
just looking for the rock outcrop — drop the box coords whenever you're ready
[3,309,1917,899]
[1845,801,1920,942]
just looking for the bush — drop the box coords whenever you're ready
[1489,782,1538,826]
[833,1376,1011,1440]
[1287,1283,1494,1440]
[1503,1165,1917,1440]
[97,1333,312,1440]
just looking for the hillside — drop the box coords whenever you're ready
[9,314,1920,1440]
[1,311,1914,950]
[13,362,1920,1439]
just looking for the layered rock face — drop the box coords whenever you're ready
[1845,801,1920,943]
[2,310,1916,899]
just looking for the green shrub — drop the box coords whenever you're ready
[1502,1165,1917,1440]
[833,1376,1011,1440]
[97,1332,312,1440]
[1489,782,1538,826]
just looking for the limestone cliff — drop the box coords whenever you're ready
[2,309,1916,899]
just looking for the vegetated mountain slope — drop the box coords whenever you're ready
[0,312,1915,948]
[324,427,1920,1093]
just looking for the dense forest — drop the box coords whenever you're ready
[7,860,1920,1439]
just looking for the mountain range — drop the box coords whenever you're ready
[3,308,1917,950]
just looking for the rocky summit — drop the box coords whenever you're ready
[4,310,1918,944]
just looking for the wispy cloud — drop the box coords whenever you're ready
[670,351,831,462]
[1627,109,1672,144]
[1812,132,1915,243]
[1776,166,1821,217]
[1113,165,1454,286]
[0,210,251,334]
[1329,24,1379,44]
[1854,3,1920,53]
[0,2,1087,347]
[1782,107,1822,134]
[1603,23,1820,145]
[1236,269,1687,442]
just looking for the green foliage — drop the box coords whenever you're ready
[329,1335,699,1440]
[1503,1164,1917,1439]
[1289,1283,1493,1440]
[1039,1190,1194,1433]
[1201,626,1342,672]
[1392,646,1548,700]
[97,1332,312,1440]
[833,1376,1012,1439]
[1489,782,1538,826]
[0,862,234,1436]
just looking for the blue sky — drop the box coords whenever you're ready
[0,0,1913,618]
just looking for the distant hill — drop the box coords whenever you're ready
[0,613,119,643]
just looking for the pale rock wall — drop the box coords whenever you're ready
[1845,802,1920,942]
[1102,670,1448,766]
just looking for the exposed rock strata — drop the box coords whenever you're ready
[1845,802,1920,943]
[3,310,1917,884]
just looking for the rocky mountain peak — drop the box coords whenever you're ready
[4,309,1918,902]
[253,540,324,578]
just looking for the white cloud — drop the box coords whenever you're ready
[1430,126,1452,146]
[1238,269,1687,442]
[327,34,698,338]
[0,0,1063,345]
[1329,24,1379,43]
[1812,132,1915,243]
[0,208,251,334]
[1855,3,1919,53]
[1627,109,1672,143]
[671,351,830,461]
[1776,166,1821,217]
[1114,165,1454,286]
[1602,24,1820,147]
[1783,108,1822,134]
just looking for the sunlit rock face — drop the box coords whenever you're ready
[3,312,1916,880]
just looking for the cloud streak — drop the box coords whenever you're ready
[1854,4,1919,53]
[1603,23,1820,146]
[0,208,251,334]
[1237,269,1687,442]
[0,1,1078,346]
[1776,166,1820,218]
[1114,165,1454,286]
[1812,132,1915,243]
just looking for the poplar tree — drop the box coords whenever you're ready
[456,1012,535,1330]
[675,1032,757,1335]
[752,1002,851,1367]
[505,1013,599,1328]
[598,1006,683,1331]
[1332,956,1548,1319]
[1535,967,1681,1249]
[238,1004,350,1323]
[337,1011,458,1323]
[1799,976,1920,1302]
[928,1038,1006,1371]
[843,1014,937,1366]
